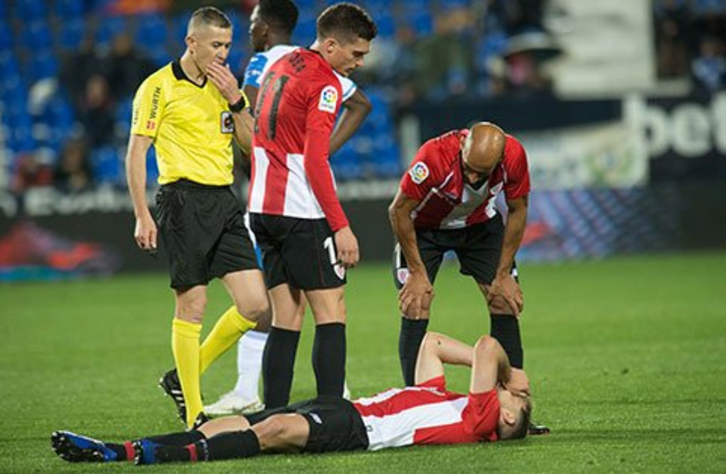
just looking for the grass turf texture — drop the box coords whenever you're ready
[1,252,725,473]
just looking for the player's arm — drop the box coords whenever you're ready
[389,188,434,317]
[125,134,156,251]
[206,62,253,154]
[470,336,512,394]
[487,195,528,317]
[329,88,371,155]
[304,82,359,267]
[414,332,474,385]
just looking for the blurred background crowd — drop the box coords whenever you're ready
[0,0,724,193]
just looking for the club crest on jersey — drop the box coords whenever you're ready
[397,268,410,285]
[334,262,346,280]
[318,85,338,113]
[221,111,234,134]
[409,162,430,184]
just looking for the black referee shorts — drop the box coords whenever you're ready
[249,213,346,291]
[245,396,369,453]
[393,214,514,288]
[155,179,259,289]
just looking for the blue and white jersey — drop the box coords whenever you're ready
[242,44,357,101]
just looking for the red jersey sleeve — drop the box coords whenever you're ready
[463,389,501,442]
[399,138,441,202]
[502,135,530,200]
[303,77,347,231]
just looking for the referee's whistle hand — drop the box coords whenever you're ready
[134,215,158,251]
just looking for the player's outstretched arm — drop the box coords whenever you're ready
[330,88,372,155]
[488,195,528,317]
[389,189,434,317]
[414,332,474,385]
[125,134,156,251]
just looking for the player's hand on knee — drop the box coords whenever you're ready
[399,272,434,317]
[486,275,524,317]
[134,214,157,251]
[335,226,359,268]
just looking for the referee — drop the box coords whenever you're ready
[125,7,269,429]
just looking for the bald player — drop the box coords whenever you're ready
[389,122,532,397]
[126,6,269,429]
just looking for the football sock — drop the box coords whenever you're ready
[399,317,429,386]
[312,322,346,397]
[172,319,204,428]
[200,306,257,374]
[490,314,524,368]
[205,430,261,460]
[262,327,300,408]
[234,330,268,400]
[157,430,261,463]
[143,430,205,447]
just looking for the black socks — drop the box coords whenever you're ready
[312,322,346,397]
[490,314,524,368]
[399,318,429,386]
[262,327,301,408]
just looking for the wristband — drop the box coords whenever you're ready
[228,96,246,113]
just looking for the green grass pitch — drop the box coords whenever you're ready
[1,252,725,473]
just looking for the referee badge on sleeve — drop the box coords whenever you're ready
[409,162,430,184]
[221,111,235,134]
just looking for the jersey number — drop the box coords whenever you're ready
[254,72,290,140]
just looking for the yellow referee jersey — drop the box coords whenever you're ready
[131,61,248,186]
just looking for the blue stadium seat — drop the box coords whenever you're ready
[95,15,127,47]
[54,0,87,18]
[24,20,54,50]
[375,13,396,39]
[91,145,123,184]
[0,51,20,78]
[408,11,434,37]
[57,18,86,51]
[27,53,59,82]
[292,14,317,46]
[135,13,168,45]
[172,14,189,43]
[147,45,171,67]
[440,0,470,9]
[16,1,45,18]
[145,146,159,185]
[0,21,12,52]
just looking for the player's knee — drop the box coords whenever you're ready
[254,415,289,441]
[420,331,441,352]
[239,298,270,323]
[474,335,497,354]
[176,293,208,322]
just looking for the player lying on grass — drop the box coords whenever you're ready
[51,332,532,465]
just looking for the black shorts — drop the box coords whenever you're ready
[393,214,516,288]
[245,396,368,453]
[248,213,346,290]
[155,179,259,289]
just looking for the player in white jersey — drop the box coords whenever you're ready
[51,331,533,465]
[205,0,370,416]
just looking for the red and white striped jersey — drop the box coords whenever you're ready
[399,130,530,230]
[248,49,349,231]
[353,376,500,451]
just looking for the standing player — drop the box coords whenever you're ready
[389,122,532,395]
[248,3,376,409]
[126,7,269,429]
[51,331,532,465]
[205,0,371,416]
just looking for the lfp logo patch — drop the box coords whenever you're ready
[318,85,338,113]
[409,162,430,184]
